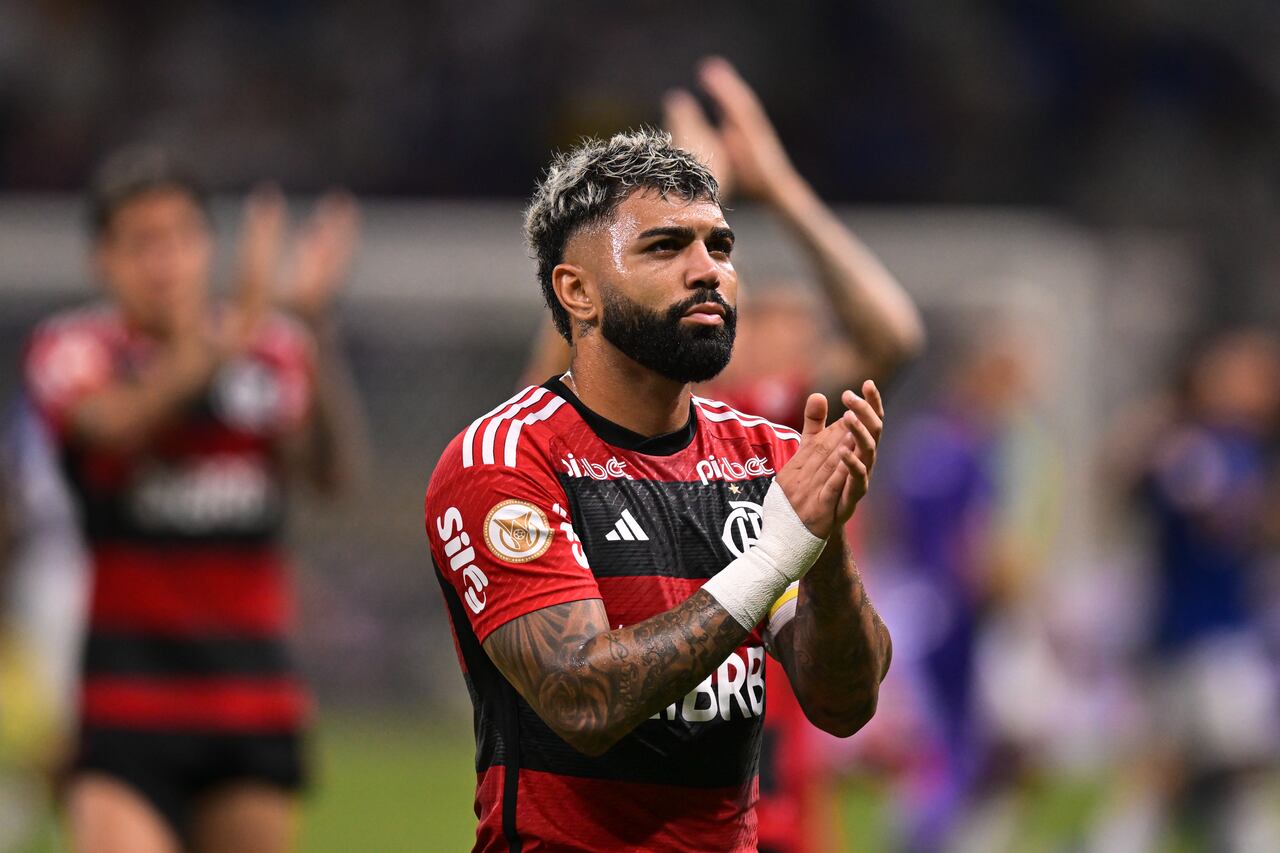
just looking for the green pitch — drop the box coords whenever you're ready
[300,711,477,852]
[8,711,1106,852]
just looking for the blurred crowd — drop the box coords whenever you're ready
[1,13,1279,850]
[2,0,1278,219]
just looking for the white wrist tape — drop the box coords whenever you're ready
[701,481,826,630]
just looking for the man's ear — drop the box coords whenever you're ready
[551,262,599,333]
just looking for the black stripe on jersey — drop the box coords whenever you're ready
[83,632,292,678]
[433,558,523,853]
[61,451,285,547]
[543,377,696,456]
[559,476,772,579]
[511,698,762,788]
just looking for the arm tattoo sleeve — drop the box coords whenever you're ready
[775,535,892,735]
[482,590,748,756]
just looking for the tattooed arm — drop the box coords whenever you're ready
[772,530,892,737]
[482,590,746,757]
[478,385,879,756]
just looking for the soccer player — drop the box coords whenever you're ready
[521,57,924,852]
[425,129,892,851]
[22,147,365,853]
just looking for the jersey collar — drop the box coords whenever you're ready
[543,376,698,456]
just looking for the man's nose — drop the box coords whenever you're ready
[684,242,721,290]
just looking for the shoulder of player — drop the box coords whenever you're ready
[692,394,802,448]
[27,302,121,349]
[431,385,574,484]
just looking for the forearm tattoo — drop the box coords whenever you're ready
[777,538,892,732]
[483,590,747,755]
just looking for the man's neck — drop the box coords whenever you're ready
[565,346,691,438]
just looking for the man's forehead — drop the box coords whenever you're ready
[613,189,728,233]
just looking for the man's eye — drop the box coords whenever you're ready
[709,241,734,257]
[648,240,678,252]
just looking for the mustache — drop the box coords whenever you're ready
[667,289,735,322]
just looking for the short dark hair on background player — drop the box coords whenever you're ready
[524,128,721,342]
[87,145,209,238]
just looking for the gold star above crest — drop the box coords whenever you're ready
[728,484,741,495]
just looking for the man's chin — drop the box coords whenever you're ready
[657,344,734,384]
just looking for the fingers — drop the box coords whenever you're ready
[837,451,870,522]
[841,388,883,442]
[801,393,828,439]
[697,56,767,125]
[820,441,854,505]
[663,89,711,149]
[864,380,885,420]
[290,190,361,310]
[846,407,876,469]
[230,184,288,347]
[663,88,733,196]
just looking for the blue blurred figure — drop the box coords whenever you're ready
[1119,329,1280,852]
[885,334,1059,851]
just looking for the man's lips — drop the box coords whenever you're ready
[683,302,727,325]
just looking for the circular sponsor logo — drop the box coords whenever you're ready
[484,500,554,563]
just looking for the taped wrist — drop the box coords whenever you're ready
[701,480,826,630]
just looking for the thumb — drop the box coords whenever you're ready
[802,393,828,438]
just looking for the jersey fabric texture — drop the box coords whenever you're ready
[425,377,801,853]
[22,304,314,833]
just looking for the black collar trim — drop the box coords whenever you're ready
[542,376,698,456]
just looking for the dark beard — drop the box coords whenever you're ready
[598,285,737,383]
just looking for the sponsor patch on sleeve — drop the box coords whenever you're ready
[483,499,554,563]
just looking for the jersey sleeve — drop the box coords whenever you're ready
[425,438,601,644]
[23,322,115,440]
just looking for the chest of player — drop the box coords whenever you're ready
[64,353,297,543]
[547,435,779,624]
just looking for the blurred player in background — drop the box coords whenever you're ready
[523,57,924,853]
[1102,329,1280,851]
[883,332,1061,851]
[21,147,366,853]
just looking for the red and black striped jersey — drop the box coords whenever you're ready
[23,304,314,733]
[425,377,801,853]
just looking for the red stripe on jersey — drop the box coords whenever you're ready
[472,766,758,852]
[91,545,290,635]
[595,575,706,626]
[81,676,307,731]
[473,766,509,853]
[595,575,766,643]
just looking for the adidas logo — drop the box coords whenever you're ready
[604,509,649,542]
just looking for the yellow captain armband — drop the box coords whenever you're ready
[765,581,800,641]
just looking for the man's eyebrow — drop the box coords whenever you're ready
[635,225,736,242]
[636,226,695,241]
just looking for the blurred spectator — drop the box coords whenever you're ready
[0,394,91,852]
[877,331,1061,851]
[1100,329,1280,851]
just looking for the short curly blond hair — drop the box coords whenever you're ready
[524,128,720,341]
